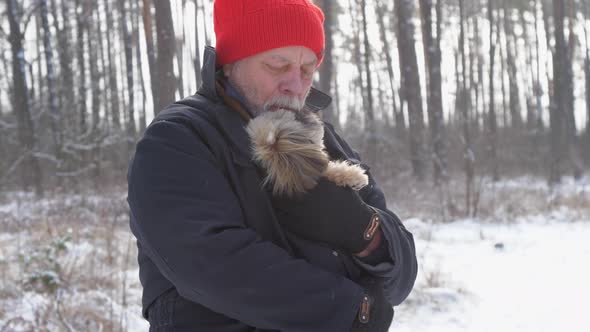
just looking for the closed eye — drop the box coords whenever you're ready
[265,63,287,74]
[302,67,314,80]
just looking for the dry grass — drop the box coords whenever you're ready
[376,172,590,224]
[0,186,144,331]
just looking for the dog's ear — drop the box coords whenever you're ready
[247,110,329,197]
[323,160,369,191]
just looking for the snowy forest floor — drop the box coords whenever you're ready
[0,175,588,331]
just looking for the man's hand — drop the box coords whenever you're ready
[272,178,381,254]
[351,276,394,332]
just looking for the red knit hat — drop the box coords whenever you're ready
[214,0,325,66]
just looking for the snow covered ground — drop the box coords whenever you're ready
[0,176,588,331]
[393,177,590,332]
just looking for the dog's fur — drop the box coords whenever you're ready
[247,109,368,197]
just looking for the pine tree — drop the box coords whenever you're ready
[394,0,427,180]
[6,0,43,194]
[420,0,448,184]
[315,0,337,127]
[154,0,177,112]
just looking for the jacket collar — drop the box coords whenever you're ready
[198,46,333,113]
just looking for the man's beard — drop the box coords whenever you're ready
[259,92,322,136]
[228,76,310,116]
[261,93,308,115]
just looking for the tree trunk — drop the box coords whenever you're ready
[175,0,186,99]
[420,0,448,184]
[50,0,75,125]
[57,0,71,117]
[551,0,567,183]
[488,0,499,181]
[76,0,89,135]
[499,48,508,127]
[359,0,376,166]
[533,0,544,132]
[103,0,121,129]
[474,14,485,133]
[395,0,427,180]
[142,0,159,117]
[88,1,101,131]
[333,73,341,121]
[391,8,407,133]
[97,0,109,126]
[0,48,6,115]
[376,0,401,132]
[469,14,479,131]
[6,0,43,194]
[154,0,177,112]
[564,0,582,178]
[542,0,554,141]
[586,55,590,142]
[119,0,136,137]
[503,3,523,130]
[33,12,41,103]
[376,74,388,127]
[193,0,202,89]
[347,0,363,125]
[39,0,61,153]
[316,0,337,127]
[459,0,474,216]
[584,1,590,143]
[134,0,147,133]
[201,0,210,47]
[520,6,536,132]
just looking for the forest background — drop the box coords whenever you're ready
[1,0,589,331]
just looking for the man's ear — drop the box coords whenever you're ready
[223,63,234,78]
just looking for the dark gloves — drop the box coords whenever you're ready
[272,178,381,254]
[351,276,394,332]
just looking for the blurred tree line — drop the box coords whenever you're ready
[1,0,589,215]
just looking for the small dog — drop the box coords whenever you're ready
[246,109,368,197]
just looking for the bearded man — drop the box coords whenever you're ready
[127,1,417,331]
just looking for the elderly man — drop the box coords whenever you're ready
[127,0,417,331]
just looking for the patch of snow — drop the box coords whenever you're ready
[488,175,590,195]
[394,219,590,332]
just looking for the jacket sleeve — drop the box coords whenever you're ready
[355,173,419,306]
[127,119,364,332]
[325,124,418,306]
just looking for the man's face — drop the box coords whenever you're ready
[223,46,318,116]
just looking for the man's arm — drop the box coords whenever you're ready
[128,120,364,332]
[324,123,418,306]
[354,173,419,306]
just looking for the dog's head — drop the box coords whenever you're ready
[247,109,328,197]
[247,109,368,197]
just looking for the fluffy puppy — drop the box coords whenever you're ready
[246,109,368,197]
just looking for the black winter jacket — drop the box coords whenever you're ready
[127,47,417,332]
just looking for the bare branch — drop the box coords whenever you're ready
[21,1,43,36]
[32,152,60,165]
[0,152,29,185]
[0,119,16,130]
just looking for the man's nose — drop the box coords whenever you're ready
[278,68,304,96]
